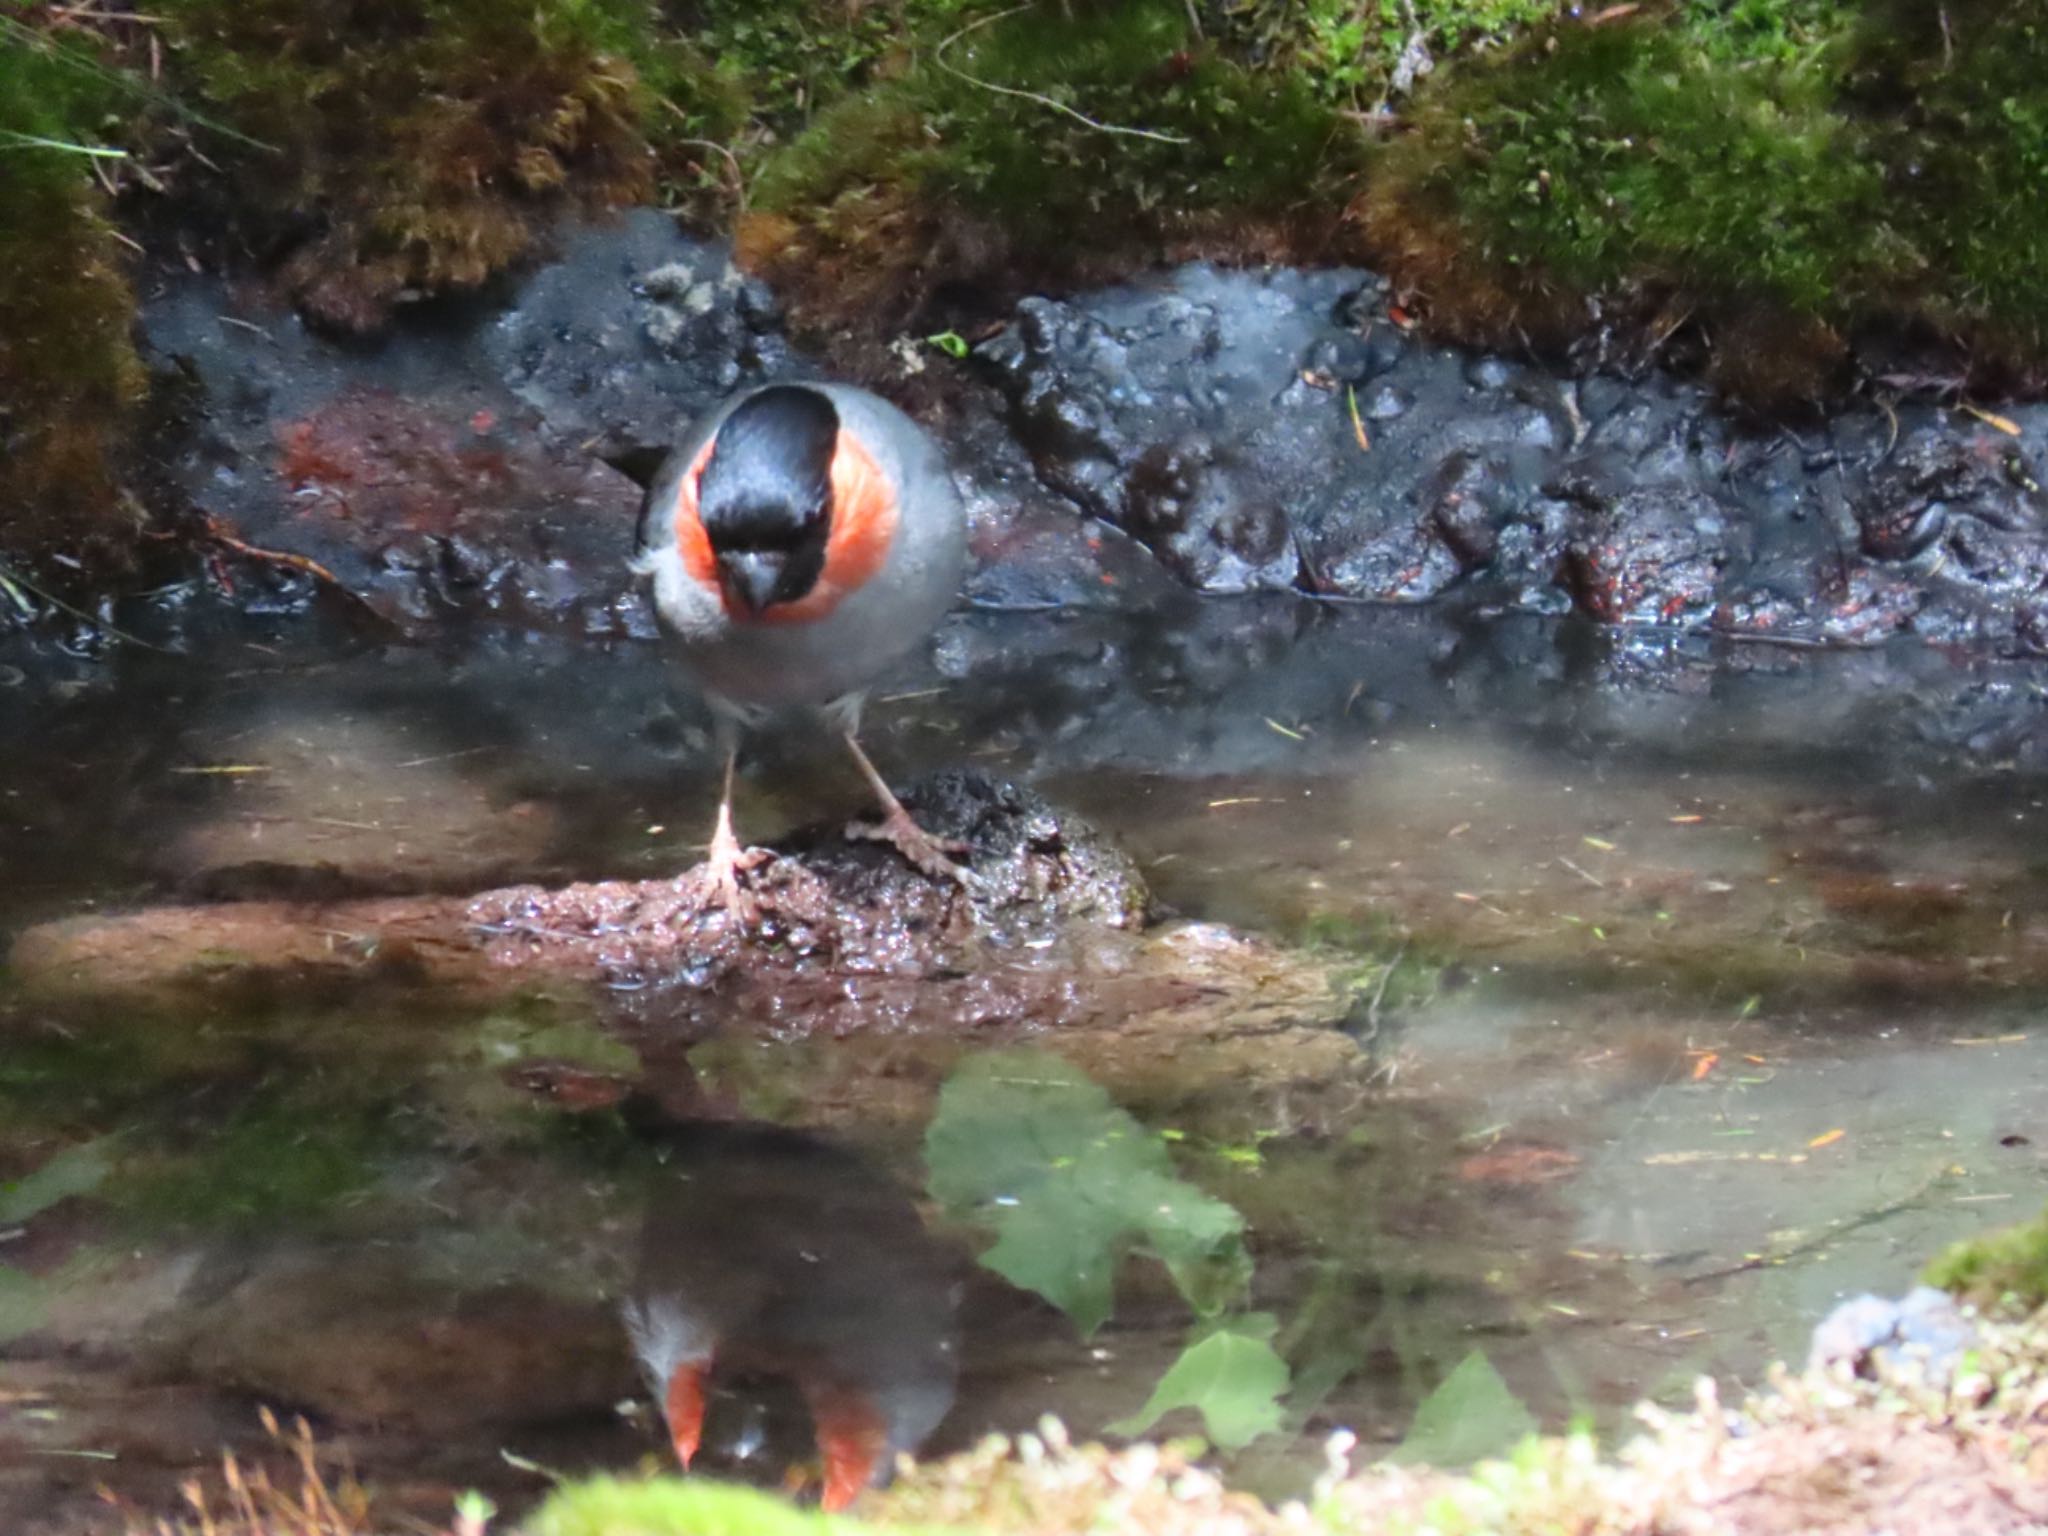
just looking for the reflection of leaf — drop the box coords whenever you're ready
[0,1136,117,1224]
[924,1050,1248,1334]
[1108,1314,1289,1449]
[0,1265,46,1344]
[1392,1349,1536,1466]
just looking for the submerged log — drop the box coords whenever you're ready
[8,772,1370,1128]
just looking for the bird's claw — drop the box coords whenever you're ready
[846,809,976,888]
[698,830,773,925]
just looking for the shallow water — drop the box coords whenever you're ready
[3,602,2046,1531]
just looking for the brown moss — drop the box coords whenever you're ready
[1352,185,1584,354]
[159,0,672,330]
[1702,308,1849,410]
[0,164,147,566]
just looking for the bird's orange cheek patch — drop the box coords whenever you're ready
[669,440,720,592]
[669,429,898,624]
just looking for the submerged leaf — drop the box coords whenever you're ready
[1393,1349,1537,1466]
[0,1134,117,1224]
[1108,1314,1290,1449]
[924,1049,1248,1334]
[0,1265,46,1344]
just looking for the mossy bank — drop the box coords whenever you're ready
[5,0,2047,578]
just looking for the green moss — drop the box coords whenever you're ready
[1226,0,1566,107]
[743,1,1359,330]
[108,1087,403,1232]
[526,1475,877,1536]
[1924,1202,2048,1311]
[1364,0,2048,399]
[0,20,147,566]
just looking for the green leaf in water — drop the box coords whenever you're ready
[0,1264,47,1344]
[0,1135,117,1225]
[924,1049,1249,1334]
[1391,1348,1537,1466]
[1108,1313,1289,1450]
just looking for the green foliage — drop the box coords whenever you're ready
[1924,1201,2048,1311]
[1391,1349,1538,1466]
[1108,1312,1291,1449]
[690,0,914,137]
[0,1264,44,1345]
[1230,0,1565,106]
[526,1474,869,1536]
[925,1049,1251,1336]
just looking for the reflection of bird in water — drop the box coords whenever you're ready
[621,1117,960,1510]
[631,382,971,919]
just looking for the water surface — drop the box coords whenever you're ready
[3,603,2044,1530]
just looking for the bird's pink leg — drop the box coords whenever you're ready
[838,732,971,884]
[700,746,768,922]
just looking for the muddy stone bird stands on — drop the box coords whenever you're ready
[633,383,971,917]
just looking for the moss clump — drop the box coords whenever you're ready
[1364,0,2048,403]
[1223,0,1566,106]
[527,1476,872,1536]
[107,1087,403,1233]
[1924,1202,2048,1311]
[741,1,1360,334]
[155,0,730,330]
[0,21,148,567]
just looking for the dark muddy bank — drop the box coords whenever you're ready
[111,211,2048,670]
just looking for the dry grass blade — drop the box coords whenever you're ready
[116,1410,405,1536]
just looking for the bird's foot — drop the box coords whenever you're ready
[845,807,975,886]
[696,825,773,925]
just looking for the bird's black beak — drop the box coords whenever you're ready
[717,549,786,615]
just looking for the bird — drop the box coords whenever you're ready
[620,1118,960,1510]
[632,381,971,918]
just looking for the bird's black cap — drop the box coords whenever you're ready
[698,386,840,613]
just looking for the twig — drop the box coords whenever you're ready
[196,518,356,599]
[1556,854,1606,889]
[935,7,1191,145]
[658,104,749,214]
[1681,1160,1957,1286]
[0,558,174,652]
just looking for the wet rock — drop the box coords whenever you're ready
[970,264,2048,657]
[175,1245,632,1433]
[1558,484,1741,627]
[138,217,746,633]
[138,210,1130,633]
[1808,1285,1980,1388]
[129,217,2048,664]
[1852,428,2041,564]
[482,215,805,459]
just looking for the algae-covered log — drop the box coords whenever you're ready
[6,775,1370,1131]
